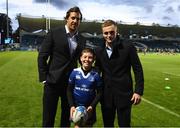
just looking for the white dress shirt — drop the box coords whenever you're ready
[65,25,78,55]
[106,45,113,58]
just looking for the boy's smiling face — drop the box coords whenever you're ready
[80,52,94,71]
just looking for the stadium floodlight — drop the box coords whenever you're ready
[48,0,50,30]
[46,0,50,32]
[6,0,9,38]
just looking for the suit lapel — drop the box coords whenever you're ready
[73,34,85,57]
[61,28,72,58]
[103,48,110,60]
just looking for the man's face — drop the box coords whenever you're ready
[102,25,117,46]
[66,12,81,33]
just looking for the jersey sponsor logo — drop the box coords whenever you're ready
[75,86,90,92]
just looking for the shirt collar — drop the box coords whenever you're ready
[106,44,112,50]
[65,25,78,37]
[81,67,91,75]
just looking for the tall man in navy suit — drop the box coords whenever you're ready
[38,6,86,127]
[95,20,144,127]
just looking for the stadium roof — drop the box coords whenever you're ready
[17,15,64,33]
[16,14,103,34]
[20,29,47,36]
[17,14,180,38]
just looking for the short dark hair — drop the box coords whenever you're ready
[65,6,82,21]
[80,48,95,57]
[102,19,117,28]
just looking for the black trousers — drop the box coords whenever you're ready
[42,83,70,127]
[101,104,132,127]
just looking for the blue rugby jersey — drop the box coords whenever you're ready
[68,67,102,107]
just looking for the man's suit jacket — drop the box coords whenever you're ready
[38,27,86,85]
[95,37,144,107]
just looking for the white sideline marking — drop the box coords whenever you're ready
[162,72,180,77]
[142,98,180,118]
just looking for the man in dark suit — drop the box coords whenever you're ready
[37,6,86,127]
[95,20,144,127]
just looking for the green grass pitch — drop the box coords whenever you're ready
[0,51,180,127]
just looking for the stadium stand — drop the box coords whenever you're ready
[16,14,180,53]
[20,30,46,51]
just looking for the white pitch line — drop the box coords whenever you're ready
[142,98,180,118]
[162,72,180,77]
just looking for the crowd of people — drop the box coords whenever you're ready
[37,6,144,127]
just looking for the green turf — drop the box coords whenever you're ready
[0,51,180,127]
